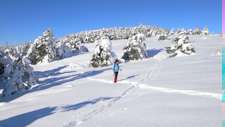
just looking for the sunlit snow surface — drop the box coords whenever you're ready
[0,35,224,127]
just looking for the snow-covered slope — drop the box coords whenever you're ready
[0,35,224,127]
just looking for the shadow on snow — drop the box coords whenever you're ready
[1,65,111,102]
[146,48,163,58]
[0,107,57,127]
[119,74,138,81]
[60,97,116,112]
[0,96,116,127]
[32,66,111,92]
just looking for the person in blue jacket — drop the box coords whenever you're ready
[112,59,120,83]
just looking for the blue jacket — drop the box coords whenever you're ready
[112,63,119,73]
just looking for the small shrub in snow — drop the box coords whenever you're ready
[122,33,147,61]
[90,36,115,67]
[166,35,195,57]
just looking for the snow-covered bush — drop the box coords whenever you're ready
[172,27,210,36]
[166,35,195,57]
[62,25,171,43]
[191,27,209,35]
[26,29,57,64]
[90,36,116,67]
[158,35,168,40]
[122,33,147,61]
[55,38,88,59]
[0,50,35,96]
[0,42,31,62]
[193,28,202,35]
[51,25,209,47]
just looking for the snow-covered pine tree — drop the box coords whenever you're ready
[26,29,57,64]
[1,43,32,63]
[166,35,195,57]
[193,28,202,35]
[57,25,177,44]
[122,33,147,61]
[90,36,115,67]
[0,50,35,97]
[26,29,89,64]
[202,27,209,35]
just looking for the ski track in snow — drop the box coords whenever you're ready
[63,83,136,127]
[88,78,221,100]
[142,60,162,82]
[137,56,220,100]
[64,68,221,127]
[63,58,220,126]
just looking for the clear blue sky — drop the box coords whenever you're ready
[0,0,222,45]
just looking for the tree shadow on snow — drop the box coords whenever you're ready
[146,48,163,58]
[0,96,117,127]
[1,65,74,102]
[1,66,111,102]
[0,107,57,127]
[32,67,111,92]
[60,97,116,112]
[33,65,77,79]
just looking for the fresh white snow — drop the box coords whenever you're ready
[0,35,224,127]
